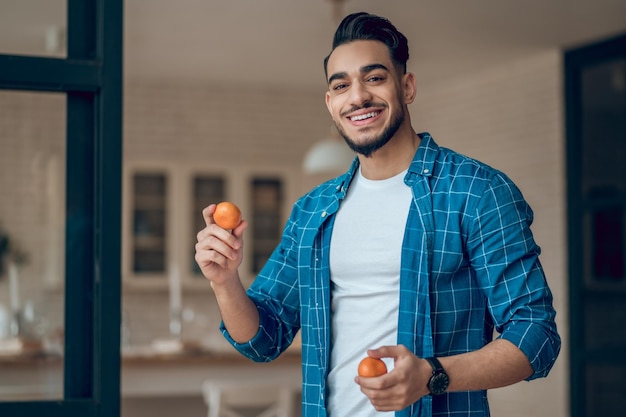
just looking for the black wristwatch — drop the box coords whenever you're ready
[424,357,450,395]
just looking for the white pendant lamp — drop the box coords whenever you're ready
[302,126,354,174]
[302,138,354,174]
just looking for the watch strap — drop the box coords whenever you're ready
[424,356,444,372]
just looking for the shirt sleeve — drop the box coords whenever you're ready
[467,172,561,380]
[220,215,302,362]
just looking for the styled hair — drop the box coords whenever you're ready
[323,12,409,81]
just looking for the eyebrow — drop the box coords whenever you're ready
[327,63,390,85]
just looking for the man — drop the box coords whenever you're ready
[195,12,560,417]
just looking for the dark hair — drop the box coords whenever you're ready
[323,12,409,80]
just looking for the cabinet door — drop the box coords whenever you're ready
[190,175,225,276]
[132,173,167,274]
[250,178,283,273]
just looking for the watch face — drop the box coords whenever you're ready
[429,372,450,395]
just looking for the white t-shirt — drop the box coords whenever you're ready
[327,167,412,417]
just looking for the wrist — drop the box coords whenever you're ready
[209,271,242,291]
[424,356,450,395]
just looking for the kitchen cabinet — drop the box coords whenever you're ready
[123,162,297,288]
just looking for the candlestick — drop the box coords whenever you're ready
[8,261,20,314]
[8,261,21,337]
[168,263,181,313]
[168,263,182,339]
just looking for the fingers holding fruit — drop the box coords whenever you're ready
[356,345,431,412]
[196,202,247,281]
[356,354,395,411]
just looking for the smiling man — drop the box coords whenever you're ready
[195,12,561,417]
[325,41,413,163]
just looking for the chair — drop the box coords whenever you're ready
[201,373,300,417]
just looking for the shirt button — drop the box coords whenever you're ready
[423,169,429,174]
[321,211,327,218]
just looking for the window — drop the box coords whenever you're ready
[566,33,626,417]
[0,0,122,416]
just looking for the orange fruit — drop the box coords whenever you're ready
[358,356,387,377]
[213,201,242,229]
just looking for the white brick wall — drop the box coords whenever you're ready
[412,50,568,417]
[124,79,330,168]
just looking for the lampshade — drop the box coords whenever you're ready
[302,138,354,174]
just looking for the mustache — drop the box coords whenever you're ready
[340,102,386,118]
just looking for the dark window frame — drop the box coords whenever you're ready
[0,0,123,416]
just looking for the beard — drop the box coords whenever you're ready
[335,103,405,158]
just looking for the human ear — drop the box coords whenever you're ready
[325,90,334,116]
[403,72,417,104]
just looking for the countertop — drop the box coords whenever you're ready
[0,338,301,367]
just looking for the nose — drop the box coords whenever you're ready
[347,81,372,108]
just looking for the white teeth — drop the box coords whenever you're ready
[350,111,378,121]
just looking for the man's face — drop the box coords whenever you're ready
[325,40,411,157]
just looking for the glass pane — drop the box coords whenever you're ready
[590,204,624,281]
[581,58,626,195]
[584,293,626,351]
[0,90,66,400]
[581,58,626,289]
[0,0,67,58]
[191,175,225,276]
[132,173,167,274]
[586,363,626,416]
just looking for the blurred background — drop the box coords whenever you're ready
[0,1,625,416]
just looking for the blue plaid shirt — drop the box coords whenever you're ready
[222,133,561,417]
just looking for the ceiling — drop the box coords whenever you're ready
[1,0,626,90]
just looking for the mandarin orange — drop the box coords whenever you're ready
[213,201,242,229]
[357,356,388,377]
